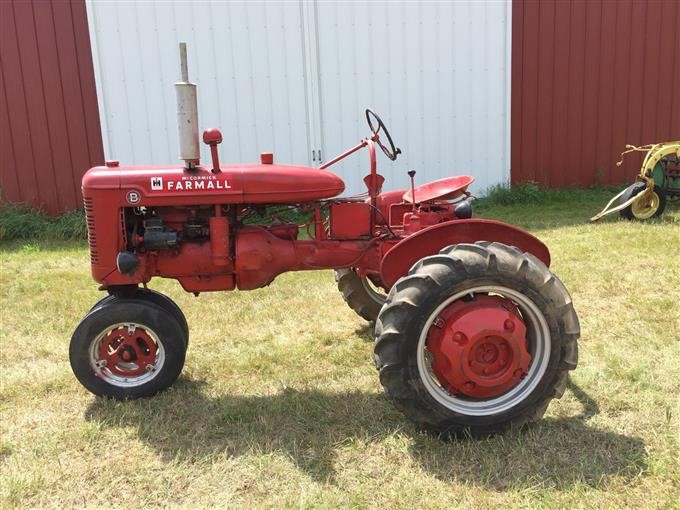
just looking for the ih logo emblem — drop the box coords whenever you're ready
[151,177,163,190]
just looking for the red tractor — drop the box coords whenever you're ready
[70,45,579,437]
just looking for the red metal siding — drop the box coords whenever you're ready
[0,0,103,214]
[512,0,680,187]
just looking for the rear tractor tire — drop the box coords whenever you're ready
[70,299,187,399]
[335,269,387,322]
[374,242,580,437]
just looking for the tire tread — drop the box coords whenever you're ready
[374,241,580,438]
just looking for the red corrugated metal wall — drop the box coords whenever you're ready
[512,0,680,187]
[1,0,103,214]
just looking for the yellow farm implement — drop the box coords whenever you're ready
[591,141,680,221]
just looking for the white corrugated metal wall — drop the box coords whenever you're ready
[86,0,510,195]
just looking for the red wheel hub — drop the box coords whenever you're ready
[426,295,532,399]
[97,325,158,377]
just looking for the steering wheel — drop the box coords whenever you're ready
[365,109,401,161]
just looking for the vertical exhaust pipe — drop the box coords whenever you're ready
[175,42,200,169]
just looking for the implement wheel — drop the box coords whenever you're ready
[620,183,667,220]
[374,242,580,437]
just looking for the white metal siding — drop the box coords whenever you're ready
[314,1,510,194]
[87,1,510,195]
[86,1,310,167]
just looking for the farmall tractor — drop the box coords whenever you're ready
[71,45,580,437]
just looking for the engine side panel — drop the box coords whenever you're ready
[329,202,371,238]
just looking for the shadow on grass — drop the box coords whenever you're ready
[354,323,375,342]
[85,377,645,489]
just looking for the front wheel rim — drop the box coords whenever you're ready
[416,286,551,416]
[89,322,165,387]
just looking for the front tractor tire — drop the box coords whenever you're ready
[335,269,387,322]
[88,288,189,346]
[70,299,187,399]
[374,242,580,437]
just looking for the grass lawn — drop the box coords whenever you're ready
[1,190,678,508]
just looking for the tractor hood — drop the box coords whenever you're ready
[82,163,345,206]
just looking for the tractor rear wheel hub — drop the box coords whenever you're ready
[427,295,532,398]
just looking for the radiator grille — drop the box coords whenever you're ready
[119,208,127,247]
[83,196,98,264]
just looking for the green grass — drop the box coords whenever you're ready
[0,205,86,241]
[1,190,679,508]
